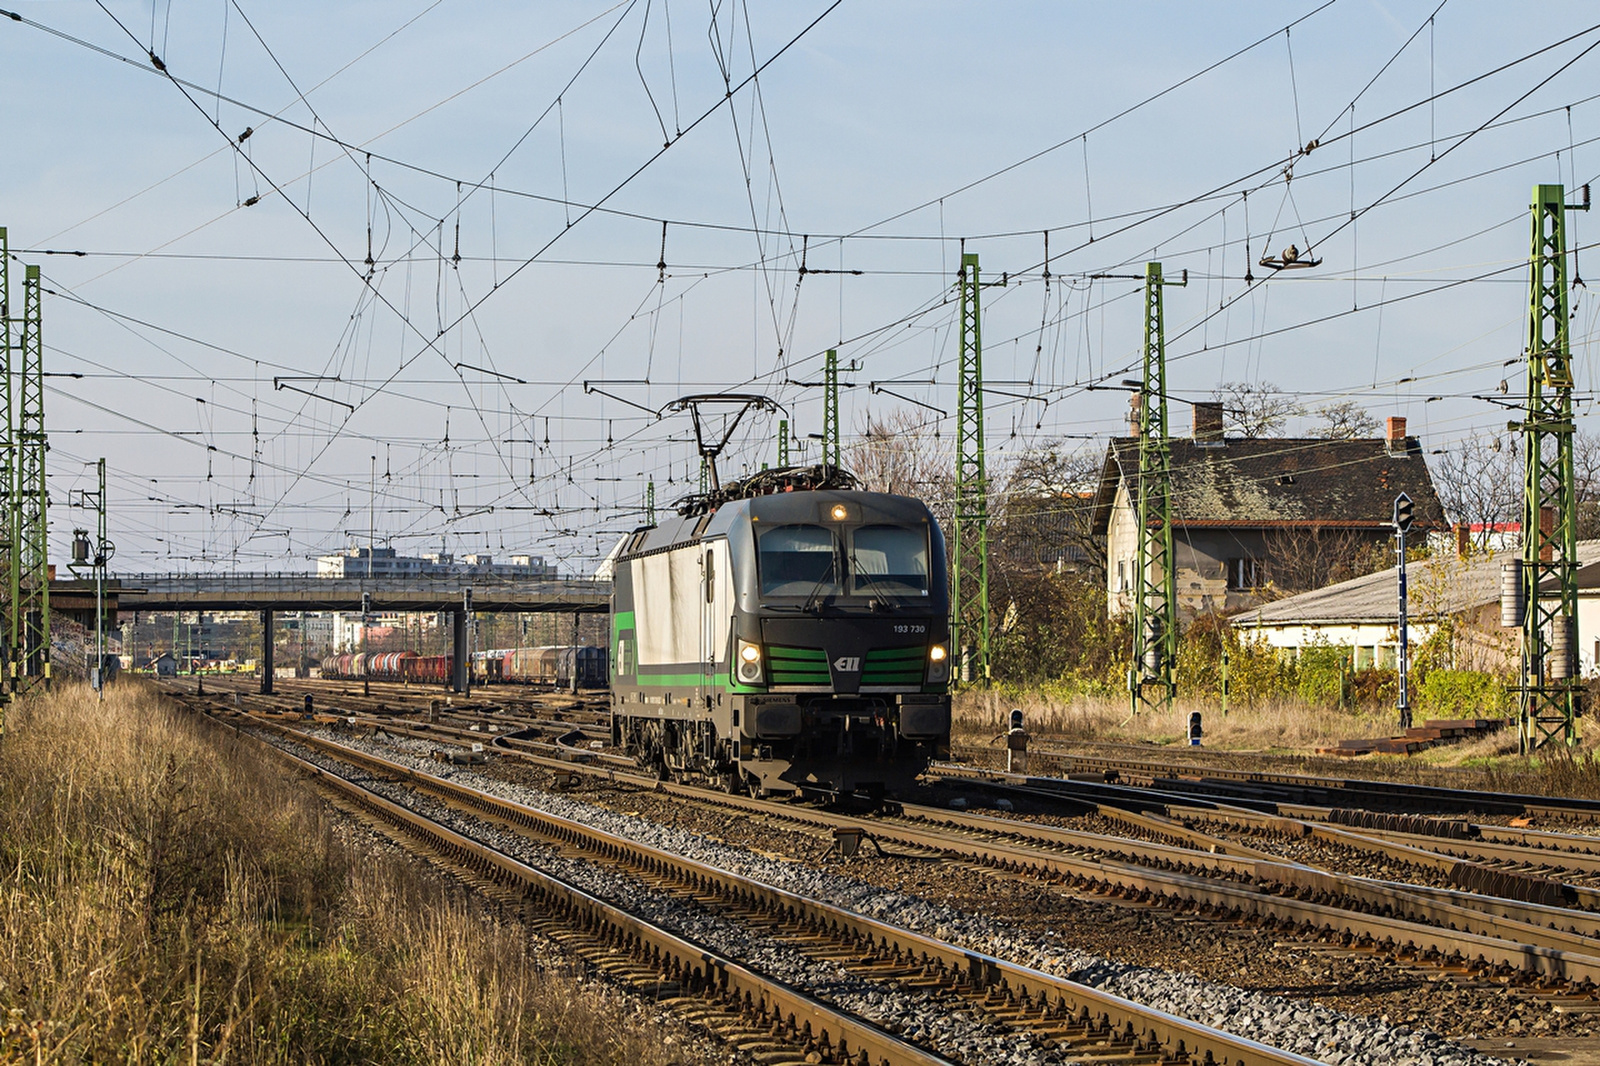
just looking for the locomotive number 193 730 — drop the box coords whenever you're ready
[893,624,927,634]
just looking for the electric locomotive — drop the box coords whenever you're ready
[609,466,951,796]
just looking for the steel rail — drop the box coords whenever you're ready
[944,765,1600,908]
[263,705,1600,983]
[953,745,1600,820]
[1318,823,1600,877]
[214,718,956,1066]
[218,711,1324,1066]
[883,799,1600,969]
[230,708,1600,993]
[1165,806,1600,931]
[183,687,1600,992]
[937,770,1600,941]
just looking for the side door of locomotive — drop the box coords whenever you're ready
[701,539,732,696]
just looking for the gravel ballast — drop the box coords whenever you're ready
[277,724,1521,1066]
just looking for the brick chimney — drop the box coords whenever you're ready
[1386,416,1407,454]
[1127,393,1142,437]
[1192,401,1224,444]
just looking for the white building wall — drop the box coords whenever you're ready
[1106,480,1140,616]
[1577,595,1600,677]
[1237,620,1440,670]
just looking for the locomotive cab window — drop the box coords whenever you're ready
[850,525,930,596]
[757,524,841,596]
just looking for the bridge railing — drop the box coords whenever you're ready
[110,570,611,594]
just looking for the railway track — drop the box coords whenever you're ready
[950,743,1600,822]
[237,730,936,1065]
[166,678,1600,1047]
[937,762,1600,901]
[182,695,1321,1066]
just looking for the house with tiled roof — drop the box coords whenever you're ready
[1090,404,1447,619]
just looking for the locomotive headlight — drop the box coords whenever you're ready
[736,639,765,685]
[927,643,950,684]
[829,503,849,521]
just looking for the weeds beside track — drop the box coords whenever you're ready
[0,681,691,1065]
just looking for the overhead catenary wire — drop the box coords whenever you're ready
[17,4,1600,569]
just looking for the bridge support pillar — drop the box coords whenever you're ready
[260,610,274,694]
[451,610,467,693]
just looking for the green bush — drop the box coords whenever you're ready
[1296,640,1352,708]
[1415,669,1510,719]
[990,572,1130,690]
[1175,612,1227,699]
[1222,633,1297,708]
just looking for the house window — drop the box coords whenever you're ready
[1117,560,1128,592]
[1226,557,1265,591]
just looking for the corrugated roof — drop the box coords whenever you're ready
[1090,436,1448,534]
[1232,541,1600,626]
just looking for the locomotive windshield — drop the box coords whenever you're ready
[758,520,930,598]
[758,524,843,596]
[849,525,930,596]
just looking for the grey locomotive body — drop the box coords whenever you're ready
[610,486,951,795]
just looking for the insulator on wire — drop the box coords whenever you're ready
[1500,562,1524,628]
[1550,616,1576,680]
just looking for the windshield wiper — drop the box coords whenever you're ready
[801,552,840,614]
[849,555,903,611]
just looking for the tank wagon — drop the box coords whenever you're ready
[610,466,951,796]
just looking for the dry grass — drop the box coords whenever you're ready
[953,688,1399,753]
[953,687,1600,797]
[0,682,686,1065]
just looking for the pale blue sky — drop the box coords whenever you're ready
[4,1,1597,570]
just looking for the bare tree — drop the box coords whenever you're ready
[1429,433,1521,548]
[1310,400,1379,440]
[1575,431,1600,540]
[993,442,1107,582]
[846,409,953,529]
[1212,381,1303,438]
[1261,525,1389,594]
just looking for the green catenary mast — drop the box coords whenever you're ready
[15,266,48,693]
[1130,262,1183,715]
[0,228,12,728]
[1518,183,1585,752]
[823,351,840,468]
[951,253,990,683]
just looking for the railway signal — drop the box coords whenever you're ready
[1393,493,1414,534]
[66,459,113,699]
[1394,492,1412,729]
